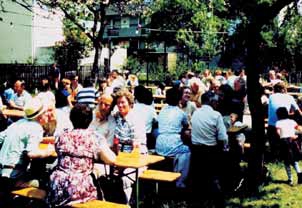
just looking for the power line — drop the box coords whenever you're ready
[143,28,228,34]
[0,19,62,29]
[0,9,57,20]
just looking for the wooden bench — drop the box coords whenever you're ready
[71,200,130,208]
[11,188,129,208]
[139,169,181,194]
[11,187,47,207]
[11,187,46,200]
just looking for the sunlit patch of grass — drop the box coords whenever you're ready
[227,162,302,208]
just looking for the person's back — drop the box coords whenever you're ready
[76,78,99,109]
[47,104,116,206]
[275,107,302,185]
[155,88,190,188]
[191,104,227,146]
[190,92,228,207]
[0,118,43,178]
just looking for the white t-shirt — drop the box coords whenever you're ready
[275,119,297,138]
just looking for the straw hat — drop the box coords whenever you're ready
[24,98,46,120]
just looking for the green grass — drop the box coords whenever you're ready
[141,162,302,207]
[226,162,302,208]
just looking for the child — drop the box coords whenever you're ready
[230,112,246,155]
[276,107,302,185]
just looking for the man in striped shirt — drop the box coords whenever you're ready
[76,77,99,109]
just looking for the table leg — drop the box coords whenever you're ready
[135,168,139,208]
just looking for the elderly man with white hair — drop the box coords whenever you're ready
[188,77,207,107]
[0,98,55,206]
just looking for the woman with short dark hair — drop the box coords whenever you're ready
[47,103,116,207]
[155,87,191,188]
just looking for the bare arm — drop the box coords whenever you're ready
[8,100,24,111]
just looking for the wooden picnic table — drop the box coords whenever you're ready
[113,152,165,208]
[38,143,57,157]
[227,125,248,134]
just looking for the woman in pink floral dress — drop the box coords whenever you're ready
[46,104,115,207]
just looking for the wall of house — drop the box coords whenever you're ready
[0,1,63,64]
[0,0,33,63]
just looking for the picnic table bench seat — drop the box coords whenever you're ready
[11,187,46,200]
[71,200,130,208]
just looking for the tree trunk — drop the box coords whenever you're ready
[245,24,266,193]
[92,41,102,80]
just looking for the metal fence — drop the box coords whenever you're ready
[1,64,302,92]
[0,64,51,91]
[0,64,96,92]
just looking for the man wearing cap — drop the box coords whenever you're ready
[0,98,53,196]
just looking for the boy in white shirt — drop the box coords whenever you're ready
[276,107,302,185]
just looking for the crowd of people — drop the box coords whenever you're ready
[0,66,301,207]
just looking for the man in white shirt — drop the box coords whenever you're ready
[9,80,32,111]
[191,91,228,207]
[267,82,302,160]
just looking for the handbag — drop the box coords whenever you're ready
[94,165,127,204]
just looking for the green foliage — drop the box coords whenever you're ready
[148,63,166,82]
[123,55,143,74]
[54,19,90,72]
[279,6,302,56]
[25,56,37,65]
[148,0,229,64]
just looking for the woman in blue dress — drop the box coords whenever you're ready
[155,87,191,188]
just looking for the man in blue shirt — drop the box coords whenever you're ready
[191,91,228,207]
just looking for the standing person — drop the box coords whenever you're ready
[267,82,302,161]
[55,79,73,113]
[0,98,54,205]
[276,107,302,185]
[46,104,116,207]
[49,63,61,90]
[76,77,99,109]
[155,87,191,188]
[70,74,83,101]
[190,91,228,207]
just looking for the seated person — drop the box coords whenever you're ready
[155,87,191,188]
[46,104,116,207]
[8,80,32,111]
[0,98,54,205]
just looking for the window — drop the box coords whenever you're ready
[121,17,130,28]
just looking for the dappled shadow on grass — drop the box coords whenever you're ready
[225,182,282,208]
[270,179,290,185]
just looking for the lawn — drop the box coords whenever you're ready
[226,162,302,208]
[143,162,302,208]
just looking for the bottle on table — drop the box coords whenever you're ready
[112,137,120,155]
